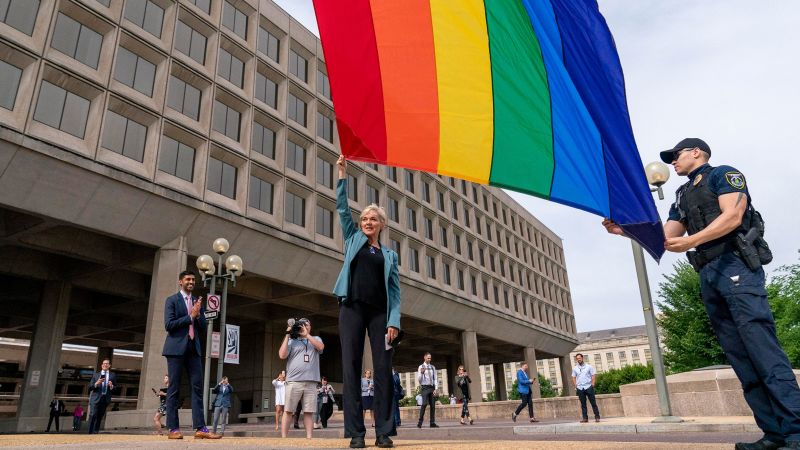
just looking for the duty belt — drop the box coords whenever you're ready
[686,241,736,271]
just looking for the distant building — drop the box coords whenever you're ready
[569,325,653,373]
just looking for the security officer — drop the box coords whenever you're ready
[603,138,800,450]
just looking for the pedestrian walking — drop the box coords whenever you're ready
[455,366,474,425]
[72,404,84,431]
[511,362,538,423]
[152,375,169,435]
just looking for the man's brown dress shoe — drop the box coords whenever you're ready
[194,429,222,439]
[167,431,183,439]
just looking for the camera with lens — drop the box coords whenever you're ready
[287,318,308,340]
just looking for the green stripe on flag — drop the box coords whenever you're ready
[484,0,554,197]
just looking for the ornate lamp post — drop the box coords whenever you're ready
[195,238,243,421]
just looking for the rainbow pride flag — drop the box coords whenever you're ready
[312,0,665,259]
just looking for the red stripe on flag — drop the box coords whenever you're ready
[313,0,387,162]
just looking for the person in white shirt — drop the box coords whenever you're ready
[571,353,600,423]
[416,352,439,428]
[272,371,286,431]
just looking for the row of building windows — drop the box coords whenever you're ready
[378,164,566,266]
[589,349,652,373]
[1,0,333,104]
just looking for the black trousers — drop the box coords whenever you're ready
[46,412,60,431]
[701,254,800,441]
[514,393,534,418]
[320,400,334,428]
[417,386,436,425]
[577,387,600,419]
[339,301,395,438]
[166,341,205,430]
[87,401,108,433]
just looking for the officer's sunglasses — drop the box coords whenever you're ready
[671,147,695,162]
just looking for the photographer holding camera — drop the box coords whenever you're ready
[278,318,324,439]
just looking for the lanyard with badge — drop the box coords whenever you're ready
[302,339,310,363]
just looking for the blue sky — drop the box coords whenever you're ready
[274,0,800,332]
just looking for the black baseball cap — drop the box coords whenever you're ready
[659,138,711,163]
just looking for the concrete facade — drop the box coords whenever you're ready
[0,0,578,430]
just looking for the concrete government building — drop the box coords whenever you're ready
[0,0,578,431]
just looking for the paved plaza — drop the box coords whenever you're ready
[0,417,761,449]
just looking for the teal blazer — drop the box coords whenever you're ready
[332,178,402,330]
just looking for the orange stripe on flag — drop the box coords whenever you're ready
[370,0,440,172]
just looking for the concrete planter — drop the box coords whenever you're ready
[619,367,800,417]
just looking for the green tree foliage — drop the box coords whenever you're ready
[594,364,655,394]
[510,379,520,400]
[538,374,557,398]
[656,261,725,373]
[768,264,800,368]
[483,391,497,402]
[398,396,416,407]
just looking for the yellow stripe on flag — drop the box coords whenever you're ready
[429,0,494,184]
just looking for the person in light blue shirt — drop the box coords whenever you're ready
[511,362,538,423]
[571,353,600,423]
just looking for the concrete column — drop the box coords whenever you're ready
[559,355,576,396]
[445,354,457,396]
[16,281,71,432]
[137,236,187,412]
[96,346,114,371]
[460,331,480,401]
[523,347,541,399]
[493,363,507,401]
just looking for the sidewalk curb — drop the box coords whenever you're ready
[514,422,761,434]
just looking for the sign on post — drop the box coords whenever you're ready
[224,324,240,364]
[205,294,220,320]
[211,331,220,358]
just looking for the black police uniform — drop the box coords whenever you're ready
[668,163,800,444]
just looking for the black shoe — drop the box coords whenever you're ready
[778,441,800,450]
[416,422,421,428]
[736,437,785,450]
[293,424,300,429]
[350,436,366,448]
[430,423,439,428]
[511,413,517,422]
[376,435,394,448]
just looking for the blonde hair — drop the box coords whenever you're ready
[360,204,387,225]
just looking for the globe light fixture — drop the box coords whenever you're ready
[644,161,670,187]
[225,255,243,276]
[212,238,230,255]
[196,254,214,272]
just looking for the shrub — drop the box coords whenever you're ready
[594,363,654,394]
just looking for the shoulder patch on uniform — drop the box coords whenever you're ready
[724,171,746,189]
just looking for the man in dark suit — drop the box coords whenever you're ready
[211,376,233,435]
[46,397,64,432]
[87,359,115,434]
[162,270,220,440]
